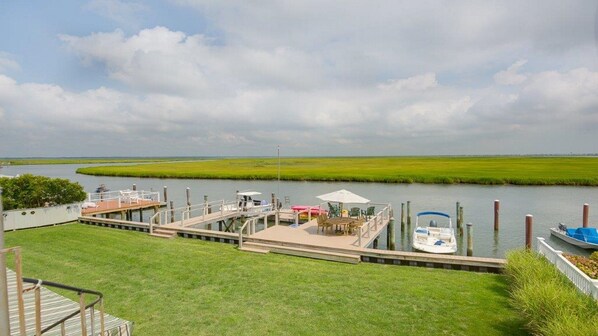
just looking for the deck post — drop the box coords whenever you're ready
[525,215,533,249]
[406,201,411,226]
[170,201,175,223]
[466,223,473,256]
[494,200,500,231]
[387,217,396,251]
[583,203,589,228]
[163,186,168,203]
[204,195,209,215]
[0,189,11,336]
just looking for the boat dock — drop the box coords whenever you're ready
[81,189,162,220]
[78,199,505,273]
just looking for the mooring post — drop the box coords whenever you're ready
[387,216,396,251]
[583,203,589,228]
[170,201,175,223]
[406,201,411,226]
[132,184,137,191]
[525,215,533,249]
[186,187,191,209]
[373,237,379,249]
[139,208,143,222]
[456,202,461,234]
[494,200,500,231]
[459,206,464,236]
[204,195,209,215]
[163,186,168,203]
[0,189,11,336]
[466,223,473,256]
[400,203,405,232]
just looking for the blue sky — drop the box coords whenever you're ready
[1,0,597,157]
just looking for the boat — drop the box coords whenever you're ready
[221,190,272,214]
[412,211,457,254]
[550,223,598,249]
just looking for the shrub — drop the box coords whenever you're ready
[0,174,86,210]
[505,249,598,336]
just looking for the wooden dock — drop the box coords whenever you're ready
[82,198,161,216]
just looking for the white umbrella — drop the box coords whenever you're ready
[316,189,370,204]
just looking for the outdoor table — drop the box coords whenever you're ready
[325,217,355,235]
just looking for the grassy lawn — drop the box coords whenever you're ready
[76,156,598,186]
[5,224,526,335]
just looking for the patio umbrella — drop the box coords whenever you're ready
[316,189,370,204]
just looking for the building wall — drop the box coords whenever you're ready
[3,203,82,231]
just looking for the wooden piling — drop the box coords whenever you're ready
[373,238,379,249]
[456,201,460,224]
[583,203,589,228]
[271,193,276,210]
[387,217,396,251]
[406,201,411,226]
[170,201,175,223]
[163,186,168,203]
[525,215,533,249]
[132,184,137,191]
[494,200,500,231]
[139,208,143,222]
[466,223,473,256]
[459,206,464,236]
[186,187,191,208]
[400,203,405,232]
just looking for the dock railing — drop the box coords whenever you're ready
[238,211,277,249]
[357,203,391,247]
[537,237,598,299]
[1,246,109,335]
[87,189,160,207]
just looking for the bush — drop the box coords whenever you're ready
[505,249,598,336]
[0,174,86,210]
[565,254,598,279]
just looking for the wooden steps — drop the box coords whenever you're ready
[240,242,360,264]
[149,228,177,239]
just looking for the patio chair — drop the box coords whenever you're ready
[349,207,361,218]
[348,218,365,235]
[317,214,332,234]
[327,203,340,218]
[363,206,375,220]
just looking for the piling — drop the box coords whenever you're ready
[583,203,589,228]
[406,201,411,226]
[494,200,500,231]
[163,186,168,203]
[170,201,175,223]
[458,206,464,236]
[132,184,137,191]
[139,208,143,222]
[456,201,460,224]
[271,193,276,210]
[186,188,191,210]
[400,203,405,232]
[387,217,396,251]
[525,215,533,249]
[373,238,379,249]
[466,223,473,256]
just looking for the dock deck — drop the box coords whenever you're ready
[82,198,161,216]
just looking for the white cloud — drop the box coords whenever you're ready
[85,0,147,29]
[494,60,528,85]
[0,53,19,73]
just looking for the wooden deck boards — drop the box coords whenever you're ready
[81,199,160,216]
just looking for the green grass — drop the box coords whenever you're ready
[5,224,525,335]
[505,249,598,335]
[76,156,598,186]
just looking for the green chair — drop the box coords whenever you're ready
[364,206,375,220]
[327,203,340,218]
[349,207,361,218]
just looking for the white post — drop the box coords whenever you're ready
[0,188,11,336]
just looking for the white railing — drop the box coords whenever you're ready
[292,205,327,225]
[238,211,276,248]
[357,203,391,247]
[87,190,160,208]
[537,237,598,299]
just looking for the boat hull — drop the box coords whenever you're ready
[550,228,598,250]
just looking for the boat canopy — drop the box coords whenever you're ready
[237,191,262,196]
[416,211,451,218]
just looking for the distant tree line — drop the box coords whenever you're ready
[0,174,86,210]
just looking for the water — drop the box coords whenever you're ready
[3,164,597,258]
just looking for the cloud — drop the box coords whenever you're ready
[85,0,147,29]
[494,60,528,85]
[0,53,19,73]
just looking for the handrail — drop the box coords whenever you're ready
[356,204,391,247]
[238,211,276,248]
[1,246,106,335]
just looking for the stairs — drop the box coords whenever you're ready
[149,228,177,239]
[239,242,361,264]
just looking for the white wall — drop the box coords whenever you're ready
[3,203,82,231]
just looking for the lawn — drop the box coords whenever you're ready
[76,156,598,186]
[5,224,526,335]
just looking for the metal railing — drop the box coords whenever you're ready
[1,246,107,335]
[537,237,598,299]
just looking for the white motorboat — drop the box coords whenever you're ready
[221,190,272,214]
[412,211,457,254]
[550,223,598,250]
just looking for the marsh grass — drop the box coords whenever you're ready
[76,156,598,186]
[505,249,598,335]
[5,224,526,336]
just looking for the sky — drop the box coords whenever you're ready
[0,0,597,157]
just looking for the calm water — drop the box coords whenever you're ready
[3,164,597,258]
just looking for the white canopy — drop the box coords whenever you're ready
[237,191,262,196]
[316,189,370,204]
